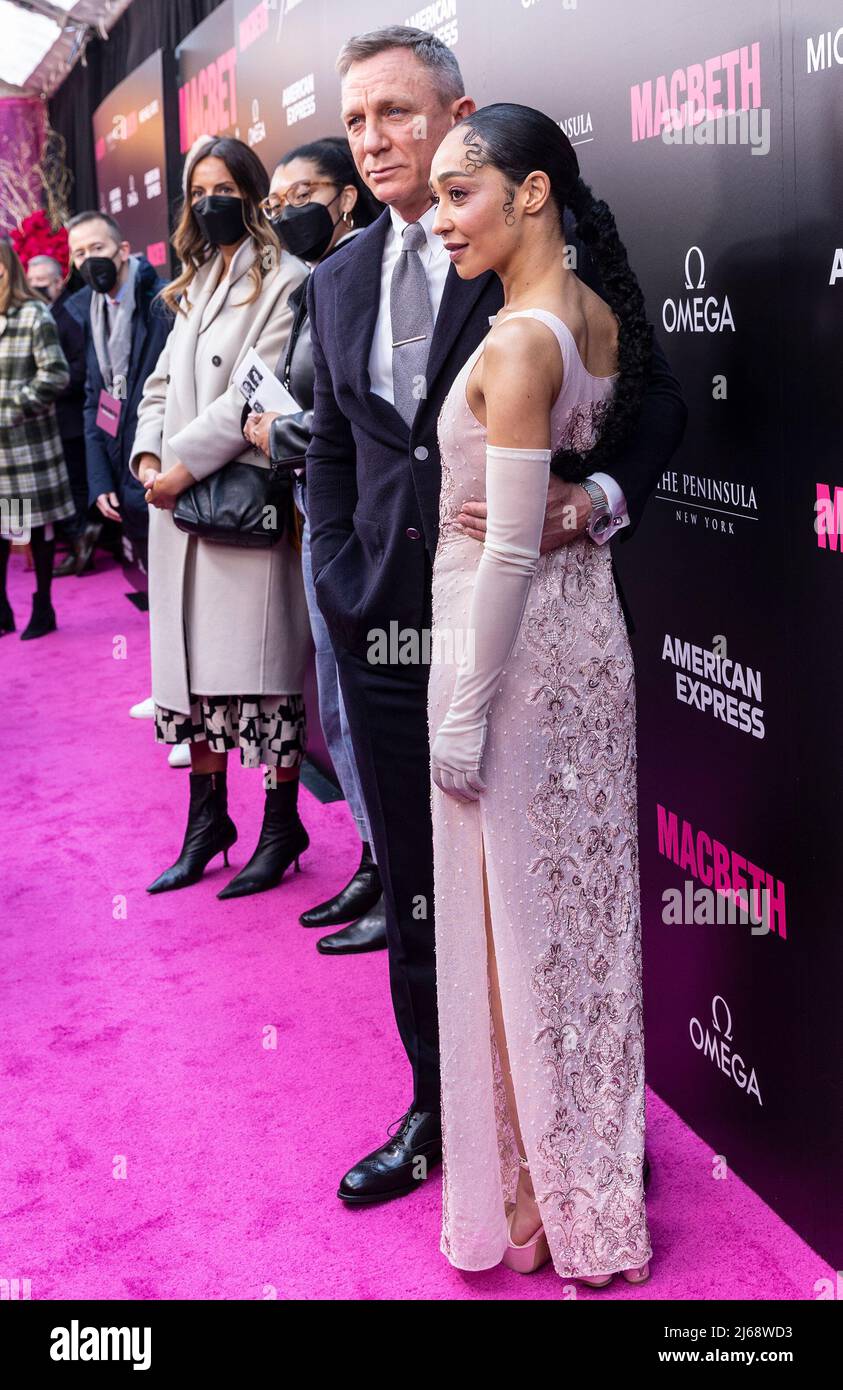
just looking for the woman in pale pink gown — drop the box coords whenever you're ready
[428,104,654,1286]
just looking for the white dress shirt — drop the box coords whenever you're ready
[367,200,628,540]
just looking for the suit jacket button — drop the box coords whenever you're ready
[405,526,421,540]
[414,445,428,460]
[212,355,222,367]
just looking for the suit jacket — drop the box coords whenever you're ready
[66,256,171,537]
[305,206,687,656]
[49,285,87,440]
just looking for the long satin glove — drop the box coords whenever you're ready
[431,443,551,802]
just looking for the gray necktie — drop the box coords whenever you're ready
[390,221,434,426]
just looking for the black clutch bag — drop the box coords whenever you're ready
[238,400,312,477]
[173,459,291,548]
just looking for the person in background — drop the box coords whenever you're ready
[26,254,90,577]
[0,238,72,639]
[244,136,387,955]
[66,210,172,723]
[66,211,170,580]
[130,135,312,900]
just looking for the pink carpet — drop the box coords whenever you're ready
[0,553,832,1300]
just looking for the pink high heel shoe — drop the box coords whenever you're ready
[501,1154,551,1274]
[578,1260,651,1289]
[502,1208,551,1274]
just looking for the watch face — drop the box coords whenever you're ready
[591,512,611,534]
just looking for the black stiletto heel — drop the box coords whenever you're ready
[147,771,238,894]
[217,778,308,899]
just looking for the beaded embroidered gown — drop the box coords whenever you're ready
[428,308,652,1278]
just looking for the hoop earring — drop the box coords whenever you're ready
[342,211,353,227]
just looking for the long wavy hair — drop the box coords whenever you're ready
[162,136,279,317]
[0,238,40,314]
[450,103,653,481]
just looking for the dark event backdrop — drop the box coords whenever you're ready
[50,0,842,1274]
[91,49,171,270]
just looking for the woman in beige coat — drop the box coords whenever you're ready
[130,135,313,897]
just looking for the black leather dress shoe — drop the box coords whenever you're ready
[74,521,102,576]
[643,1152,652,1192]
[316,896,388,955]
[299,840,381,927]
[53,545,80,577]
[338,1109,442,1204]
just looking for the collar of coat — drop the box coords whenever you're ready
[196,236,259,297]
[184,237,263,333]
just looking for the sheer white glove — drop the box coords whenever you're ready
[431,443,551,802]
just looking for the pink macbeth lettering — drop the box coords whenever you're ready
[816,482,842,550]
[239,1,269,52]
[178,48,238,153]
[656,804,786,939]
[631,42,762,141]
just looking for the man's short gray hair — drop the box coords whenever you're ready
[336,25,464,105]
[27,255,63,278]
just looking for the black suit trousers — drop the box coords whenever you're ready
[333,550,441,1114]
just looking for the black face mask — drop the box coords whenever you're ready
[80,255,119,295]
[271,195,341,262]
[193,194,247,247]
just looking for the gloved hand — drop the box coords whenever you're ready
[431,442,551,803]
[430,705,489,802]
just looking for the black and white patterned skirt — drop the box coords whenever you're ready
[154,694,306,769]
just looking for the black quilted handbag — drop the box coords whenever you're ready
[173,459,291,548]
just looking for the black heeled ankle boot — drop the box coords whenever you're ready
[0,597,14,635]
[217,777,309,899]
[147,770,237,894]
[299,840,381,927]
[20,592,56,640]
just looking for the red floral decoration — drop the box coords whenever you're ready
[10,210,70,276]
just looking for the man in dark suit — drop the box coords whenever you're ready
[65,212,171,575]
[306,25,687,1204]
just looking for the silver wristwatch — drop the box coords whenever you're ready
[581,478,613,541]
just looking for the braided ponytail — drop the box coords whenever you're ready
[552,174,653,481]
[452,106,654,482]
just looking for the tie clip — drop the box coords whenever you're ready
[392,334,427,347]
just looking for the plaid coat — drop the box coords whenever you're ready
[0,299,74,530]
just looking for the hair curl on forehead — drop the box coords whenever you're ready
[457,126,486,174]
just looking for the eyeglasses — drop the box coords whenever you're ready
[260,181,338,217]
